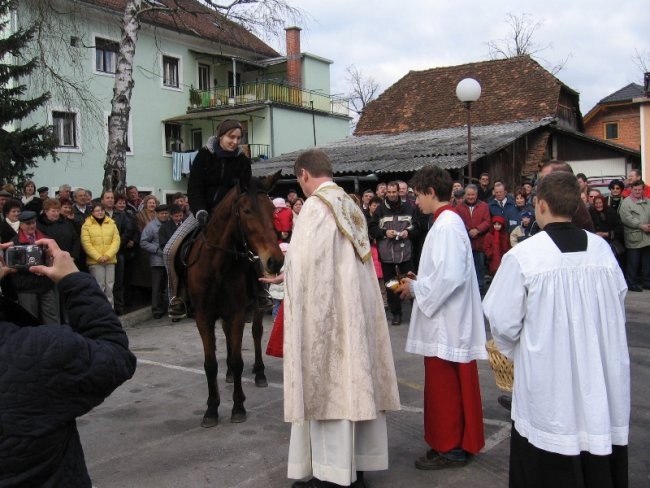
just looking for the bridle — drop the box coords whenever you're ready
[199,189,268,263]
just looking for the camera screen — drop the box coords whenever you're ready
[11,250,26,266]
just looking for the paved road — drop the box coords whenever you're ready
[79,294,649,488]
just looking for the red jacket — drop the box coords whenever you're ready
[456,200,491,251]
[483,216,510,274]
[273,207,293,233]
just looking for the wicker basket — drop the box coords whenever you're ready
[485,339,514,392]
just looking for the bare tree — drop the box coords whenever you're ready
[346,64,380,117]
[487,12,569,75]
[103,0,302,194]
[23,0,303,194]
[632,48,650,74]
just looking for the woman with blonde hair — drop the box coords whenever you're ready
[81,203,120,306]
[131,194,159,292]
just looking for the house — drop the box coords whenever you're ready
[256,56,640,192]
[584,83,645,152]
[15,0,349,200]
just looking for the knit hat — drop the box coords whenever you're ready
[279,242,290,252]
[272,197,286,209]
[520,210,532,218]
[217,119,243,137]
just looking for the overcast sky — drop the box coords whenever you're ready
[272,0,649,116]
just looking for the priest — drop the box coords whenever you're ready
[284,149,400,488]
[483,171,630,487]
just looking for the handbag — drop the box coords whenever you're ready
[266,301,284,358]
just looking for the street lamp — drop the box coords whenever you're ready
[456,78,481,183]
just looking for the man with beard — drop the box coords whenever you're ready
[369,181,420,325]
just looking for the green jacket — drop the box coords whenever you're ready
[619,197,650,249]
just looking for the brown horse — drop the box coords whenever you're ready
[186,172,284,427]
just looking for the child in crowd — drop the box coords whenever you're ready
[484,215,510,275]
[510,210,533,247]
[272,197,292,242]
[262,242,289,319]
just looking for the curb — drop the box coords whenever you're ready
[119,307,155,329]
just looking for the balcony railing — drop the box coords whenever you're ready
[241,143,271,160]
[191,82,349,117]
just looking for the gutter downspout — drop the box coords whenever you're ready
[269,103,275,158]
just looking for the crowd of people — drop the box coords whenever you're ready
[0,122,638,487]
[0,178,195,322]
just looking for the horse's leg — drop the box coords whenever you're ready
[225,330,233,384]
[223,318,247,423]
[251,309,268,387]
[197,313,220,428]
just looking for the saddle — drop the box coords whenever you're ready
[175,226,203,275]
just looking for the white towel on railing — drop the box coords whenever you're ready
[171,151,198,181]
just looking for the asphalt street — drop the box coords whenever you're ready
[78,293,650,488]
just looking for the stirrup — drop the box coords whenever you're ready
[168,296,187,319]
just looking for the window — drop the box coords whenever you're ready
[52,111,78,148]
[165,123,183,153]
[191,129,202,150]
[163,55,179,88]
[198,64,210,91]
[95,37,119,74]
[604,122,619,140]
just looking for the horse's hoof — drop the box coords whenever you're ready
[201,415,219,428]
[225,373,234,383]
[255,377,268,388]
[230,410,247,423]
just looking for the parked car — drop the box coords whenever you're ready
[587,175,625,197]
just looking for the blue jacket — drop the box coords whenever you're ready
[488,196,520,232]
[0,272,136,487]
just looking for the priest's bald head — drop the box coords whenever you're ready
[294,149,334,197]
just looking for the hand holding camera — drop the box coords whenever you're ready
[29,239,79,283]
[5,244,46,271]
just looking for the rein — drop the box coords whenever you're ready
[199,191,267,263]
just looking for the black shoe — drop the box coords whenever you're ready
[498,394,512,411]
[153,312,163,319]
[391,314,401,326]
[414,449,468,470]
[643,285,650,290]
[168,297,187,319]
[629,285,643,292]
[292,479,321,488]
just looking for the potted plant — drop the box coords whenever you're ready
[189,85,201,108]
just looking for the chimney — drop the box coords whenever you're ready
[285,26,302,88]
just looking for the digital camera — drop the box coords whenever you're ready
[5,245,45,271]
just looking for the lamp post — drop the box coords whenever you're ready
[456,78,481,183]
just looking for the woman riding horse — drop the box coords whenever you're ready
[165,119,272,319]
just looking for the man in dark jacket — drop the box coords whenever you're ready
[369,181,420,325]
[0,238,136,487]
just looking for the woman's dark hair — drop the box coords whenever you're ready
[2,198,21,215]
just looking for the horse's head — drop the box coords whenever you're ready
[232,173,284,274]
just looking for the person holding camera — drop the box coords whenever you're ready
[0,238,137,487]
[6,210,60,325]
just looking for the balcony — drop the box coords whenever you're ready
[189,82,349,117]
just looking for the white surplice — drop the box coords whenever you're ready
[284,181,400,484]
[406,209,488,362]
[483,231,630,456]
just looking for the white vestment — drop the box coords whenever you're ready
[483,231,630,456]
[284,181,400,484]
[406,209,488,362]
